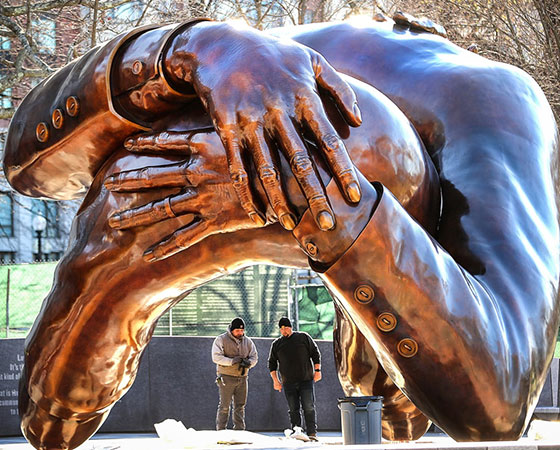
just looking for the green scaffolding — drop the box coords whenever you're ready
[295,284,335,340]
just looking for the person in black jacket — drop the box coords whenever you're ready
[268,317,322,441]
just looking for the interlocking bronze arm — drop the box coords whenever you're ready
[16,69,436,449]
[3,17,558,449]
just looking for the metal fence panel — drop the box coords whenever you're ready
[0,263,313,339]
[0,262,57,338]
[154,265,293,337]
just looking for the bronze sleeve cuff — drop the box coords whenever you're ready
[292,172,380,270]
[110,18,212,129]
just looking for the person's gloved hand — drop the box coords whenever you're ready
[232,356,243,364]
[240,358,251,368]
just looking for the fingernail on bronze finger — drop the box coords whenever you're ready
[124,138,134,149]
[317,211,335,230]
[108,214,121,229]
[249,212,267,227]
[143,249,156,262]
[353,102,362,124]
[280,213,296,230]
[104,177,115,190]
[347,181,361,203]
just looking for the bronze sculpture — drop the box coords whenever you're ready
[3,14,559,450]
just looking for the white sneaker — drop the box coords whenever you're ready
[290,426,310,442]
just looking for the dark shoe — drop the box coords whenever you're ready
[308,434,319,442]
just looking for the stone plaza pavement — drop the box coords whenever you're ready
[1,430,560,450]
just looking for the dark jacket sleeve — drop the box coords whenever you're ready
[268,340,278,372]
[306,334,321,365]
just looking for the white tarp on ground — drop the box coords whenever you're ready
[154,419,323,449]
[527,419,560,441]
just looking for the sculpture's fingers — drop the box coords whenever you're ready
[108,188,197,229]
[301,97,361,203]
[220,127,267,227]
[245,126,296,230]
[273,113,335,231]
[143,220,211,262]
[104,162,191,192]
[313,53,362,127]
[19,382,110,450]
[124,131,203,155]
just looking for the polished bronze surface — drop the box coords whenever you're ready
[333,301,431,440]
[2,15,558,449]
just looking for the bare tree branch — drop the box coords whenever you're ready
[0,0,130,17]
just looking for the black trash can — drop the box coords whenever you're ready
[338,396,383,445]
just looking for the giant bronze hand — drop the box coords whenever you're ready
[114,20,364,232]
[4,19,362,233]
[104,130,271,261]
[105,74,439,260]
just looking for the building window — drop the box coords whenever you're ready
[0,37,10,50]
[32,16,56,53]
[33,251,60,262]
[1,88,12,109]
[304,9,315,24]
[31,199,59,238]
[0,252,16,264]
[0,193,14,237]
[107,2,143,22]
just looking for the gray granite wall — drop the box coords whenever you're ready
[0,336,344,436]
[3,337,559,438]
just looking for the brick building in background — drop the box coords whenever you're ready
[0,4,86,263]
[0,2,166,263]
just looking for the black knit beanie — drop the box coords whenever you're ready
[229,317,245,331]
[278,317,292,328]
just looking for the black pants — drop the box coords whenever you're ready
[283,379,317,435]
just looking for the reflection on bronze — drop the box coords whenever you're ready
[334,301,431,441]
[2,15,559,449]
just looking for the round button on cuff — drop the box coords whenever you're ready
[305,241,317,257]
[377,312,397,332]
[132,60,144,75]
[354,284,374,304]
[397,338,418,358]
[52,109,64,129]
[65,96,80,117]
[36,122,49,143]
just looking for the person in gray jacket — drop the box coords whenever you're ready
[212,317,258,430]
